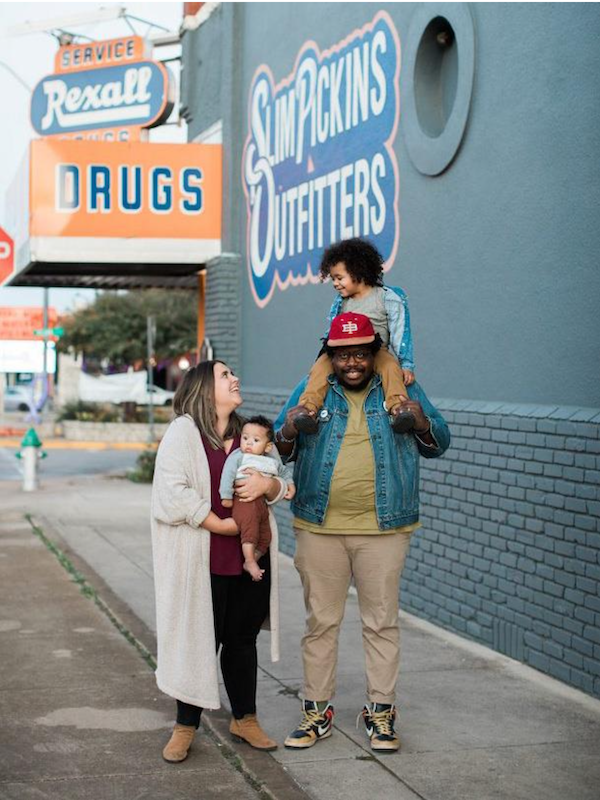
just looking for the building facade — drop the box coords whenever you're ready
[181,2,600,697]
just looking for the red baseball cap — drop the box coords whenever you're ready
[327,312,376,347]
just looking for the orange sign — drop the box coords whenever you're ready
[0,307,59,340]
[0,228,14,287]
[55,36,147,73]
[52,127,144,143]
[29,139,222,240]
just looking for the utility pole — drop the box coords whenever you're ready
[42,287,49,413]
[147,315,156,443]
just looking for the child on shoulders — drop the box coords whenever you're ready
[292,237,417,435]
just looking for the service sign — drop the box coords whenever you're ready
[242,11,400,307]
[54,35,147,73]
[29,139,221,242]
[31,60,171,136]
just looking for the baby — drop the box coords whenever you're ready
[292,237,417,435]
[220,415,295,580]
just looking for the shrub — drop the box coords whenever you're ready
[57,401,120,423]
[128,448,157,483]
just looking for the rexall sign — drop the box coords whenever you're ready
[31,61,171,136]
[242,11,400,307]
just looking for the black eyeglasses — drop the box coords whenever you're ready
[333,350,370,362]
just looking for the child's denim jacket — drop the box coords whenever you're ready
[326,284,415,372]
[274,375,450,530]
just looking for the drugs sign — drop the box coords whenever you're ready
[31,61,172,136]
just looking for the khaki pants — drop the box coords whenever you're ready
[299,348,408,413]
[294,528,412,704]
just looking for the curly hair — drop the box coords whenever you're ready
[244,415,274,442]
[319,238,384,286]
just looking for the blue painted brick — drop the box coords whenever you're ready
[555,541,576,557]
[564,588,585,605]
[547,659,571,683]
[555,572,576,589]
[524,632,543,650]
[543,581,564,598]
[584,626,600,646]
[544,553,563,568]
[577,605,598,622]
[576,576,598,593]
[553,629,573,647]
[576,545,598,562]
[543,640,564,660]
[583,658,600,677]
[563,617,584,636]
[569,668,596,693]
[543,464,564,478]
[574,515,596,532]
[564,650,584,670]
[536,564,555,580]
[564,527,590,544]
[585,564,600,581]
[529,651,550,671]
[554,452,575,466]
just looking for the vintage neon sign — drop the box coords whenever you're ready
[31,61,171,136]
[242,11,400,307]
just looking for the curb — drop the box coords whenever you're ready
[1,439,157,450]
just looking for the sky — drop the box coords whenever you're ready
[0,0,186,313]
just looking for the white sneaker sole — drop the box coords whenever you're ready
[284,729,332,748]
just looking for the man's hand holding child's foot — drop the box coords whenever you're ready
[390,399,417,434]
[289,405,319,435]
[244,560,265,581]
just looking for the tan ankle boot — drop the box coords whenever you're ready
[162,723,196,762]
[229,714,277,751]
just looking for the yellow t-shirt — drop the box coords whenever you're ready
[294,383,421,535]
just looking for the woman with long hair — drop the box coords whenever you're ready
[151,361,283,762]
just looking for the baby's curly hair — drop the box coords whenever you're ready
[319,238,384,286]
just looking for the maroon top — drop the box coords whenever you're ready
[202,434,243,576]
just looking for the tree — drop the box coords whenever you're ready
[58,289,198,368]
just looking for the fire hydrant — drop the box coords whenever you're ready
[15,428,47,492]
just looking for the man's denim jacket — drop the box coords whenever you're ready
[274,375,450,530]
[327,284,415,372]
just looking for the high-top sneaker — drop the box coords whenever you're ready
[284,700,334,748]
[360,703,400,752]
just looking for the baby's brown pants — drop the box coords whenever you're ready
[232,496,272,555]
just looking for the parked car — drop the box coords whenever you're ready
[137,385,175,406]
[4,385,32,412]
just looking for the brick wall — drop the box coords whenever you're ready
[204,254,242,376]
[242,387,600,699]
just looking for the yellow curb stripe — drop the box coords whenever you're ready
[0,439,157,450]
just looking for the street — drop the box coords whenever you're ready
[0,446,139,481]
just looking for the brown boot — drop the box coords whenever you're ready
[162,723,196,762]
[229,714,277,751]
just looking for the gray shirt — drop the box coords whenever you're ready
[219,448,294,500]
[342,286,389,346]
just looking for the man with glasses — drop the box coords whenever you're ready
[274,312,450,752]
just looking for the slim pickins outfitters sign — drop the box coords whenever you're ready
[242,11,400,307]
[30,35,171,142]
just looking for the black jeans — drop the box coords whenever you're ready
[176,552,270,728]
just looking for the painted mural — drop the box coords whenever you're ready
[242,11,401,307]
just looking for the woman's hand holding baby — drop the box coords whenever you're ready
[235,469,277,502]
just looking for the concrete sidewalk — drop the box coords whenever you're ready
[2,473,600,800]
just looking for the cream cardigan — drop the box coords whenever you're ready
[151,415,280,709]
